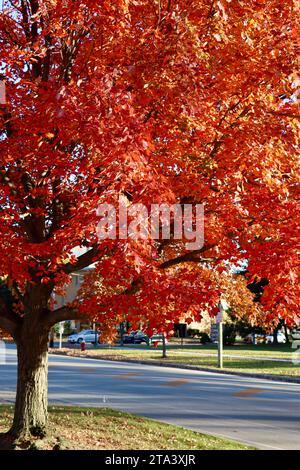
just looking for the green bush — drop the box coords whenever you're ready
[199,332,211,344]
[63,320,74,335]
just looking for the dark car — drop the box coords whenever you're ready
[122,331,148,344]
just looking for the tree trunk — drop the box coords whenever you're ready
[10,329,49,439]
[273,319,284,346]
[162,334,167,358]
[283,322,290,345]
[273,328,279,345]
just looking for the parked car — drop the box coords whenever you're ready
[244,332,286,344]
[150,334,168,345]
[68,330,100,344]
[122,331,148,344]
[291,329,300,340]
[244,333,266,344]
[265,332,286,344]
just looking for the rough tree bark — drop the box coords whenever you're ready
[10,330,49,438]
[8,300,86,439]
[8,285,52,439]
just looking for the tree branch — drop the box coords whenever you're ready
[0,300,22,337]
[62,245,99,274]
[159,244,216,269]
[46,305,88,327]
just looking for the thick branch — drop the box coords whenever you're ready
[62,245,99,274]
[0,300,22,337]
[159,244,216,269]
[160,255,217,269]
[46,305,88,327]
[120,245,217,297]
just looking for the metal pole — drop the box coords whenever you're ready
[59,322,63,349]
[218,321,223,368]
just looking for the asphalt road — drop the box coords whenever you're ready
[1,343,300,450]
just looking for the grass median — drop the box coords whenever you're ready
[53,343,300,378]
[0,405,252,450]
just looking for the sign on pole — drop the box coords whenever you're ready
[210,324,218,343]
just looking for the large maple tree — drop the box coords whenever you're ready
[0,0,299,440]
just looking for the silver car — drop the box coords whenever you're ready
[68,330,100,344]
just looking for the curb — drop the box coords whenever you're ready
[49,351,300,384]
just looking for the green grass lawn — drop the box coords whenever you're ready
[55,343,300,378]
[0,405,252,450]
[200,343,296,359]
[157,356,300,377]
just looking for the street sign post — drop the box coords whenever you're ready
[210,324,218,343]
[217,320,223,369]
[216,299,228,369]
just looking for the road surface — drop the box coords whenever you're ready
[1,344,300,450]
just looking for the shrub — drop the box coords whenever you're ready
[63,320,74,335]
[199,332,211,344]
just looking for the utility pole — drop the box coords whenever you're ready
[217,320,223,369]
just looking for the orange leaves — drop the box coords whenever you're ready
[0,0,298,330]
